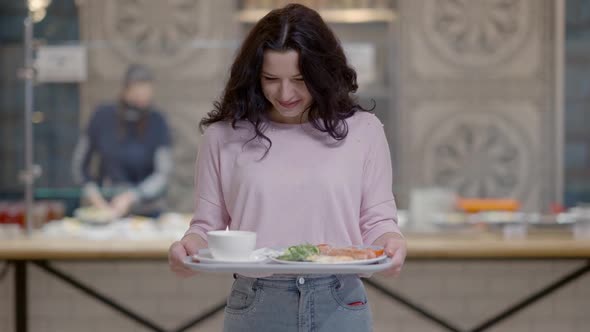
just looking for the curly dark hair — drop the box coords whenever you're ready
[201,3,371,153]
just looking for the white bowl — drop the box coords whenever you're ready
[206,230,257,261]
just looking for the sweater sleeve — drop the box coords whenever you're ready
[135,146,173,201]
[359,115,403,245]
[72,107,101,186]
[184,125,230,240]
[135,113,173,201]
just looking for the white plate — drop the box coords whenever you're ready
[270,254,387,265]
[192,248,270,264]
[183,255,394,275]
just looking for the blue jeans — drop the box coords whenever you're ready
[223,274,373,332]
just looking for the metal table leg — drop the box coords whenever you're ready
[469,259,590,332]
[364,259,590,332]
[363,278,463,332]
[33,261,166,332]
[171,301,226,332]
[14,261,27,332]
[31,260,227,332]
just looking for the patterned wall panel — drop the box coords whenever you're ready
[80,0,234,81]
[404,0,543,81]
[78,0,238,211]
[421,0,533,69]
[241,0,394,10]
[409,101,541,209]
[395,0,560,211]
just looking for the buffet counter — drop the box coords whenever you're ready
[1,230,589,260]
[2,230,589,332]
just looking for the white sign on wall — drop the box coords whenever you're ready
[36,45,87,83]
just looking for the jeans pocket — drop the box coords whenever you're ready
[330,275,369,311]
[225,278,261,314]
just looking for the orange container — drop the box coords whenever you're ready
[456,198,520,213]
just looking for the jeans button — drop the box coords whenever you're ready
[298,277,305,285]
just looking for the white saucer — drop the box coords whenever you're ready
[192,248,270,264]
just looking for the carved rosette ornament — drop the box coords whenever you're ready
[423,0,531,67]
[104,0,214,66]
[423,112,533,198]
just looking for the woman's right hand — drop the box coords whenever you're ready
[168,233,206,278]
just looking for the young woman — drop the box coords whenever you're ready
[168,4,406,331]
[72,64,173,218]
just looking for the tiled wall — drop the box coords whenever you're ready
[565,0,590,206]
[1,260,589,332]
[0,0,80,191]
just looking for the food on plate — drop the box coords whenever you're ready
[307,255,355,263]
[276,244,320,261]
[73,207,114,224]
[276,244,384,262]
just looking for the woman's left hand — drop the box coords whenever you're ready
[376,233,407,277]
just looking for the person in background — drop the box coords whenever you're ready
[168,4,406,332]
[72,64,173,219]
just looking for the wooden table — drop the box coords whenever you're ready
[407,231,590,259]
[2,231,590,260]
[2,231,590,332]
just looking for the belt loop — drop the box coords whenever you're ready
[246,276,258,291]
[236,274,258,291]
[334,274,342,289]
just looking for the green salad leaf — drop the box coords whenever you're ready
[276,244,320,261]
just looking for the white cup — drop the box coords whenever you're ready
[573,219,590,240]
[206,230,257,261]
[409,187,457,231]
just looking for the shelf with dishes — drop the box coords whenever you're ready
[425,200,590,237]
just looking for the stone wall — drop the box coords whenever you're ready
[392,0,563,211]
[77,0,238,212]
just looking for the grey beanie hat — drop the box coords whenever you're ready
[123,63,154,86]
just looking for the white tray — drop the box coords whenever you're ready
[183,249,394,275]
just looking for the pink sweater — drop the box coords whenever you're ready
[185,111,402,248]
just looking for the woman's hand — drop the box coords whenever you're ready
[110,191,138,218]
[168,233,207,278]
[83,183,112,211]
[373,232,407,277]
